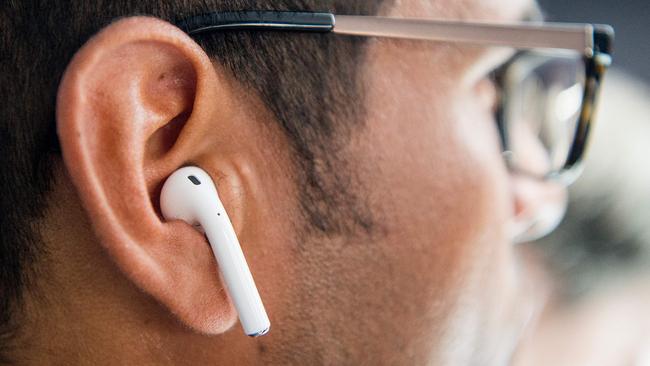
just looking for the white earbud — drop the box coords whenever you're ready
[160,166,270,337]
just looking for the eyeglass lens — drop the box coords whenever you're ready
[501,51,586,177]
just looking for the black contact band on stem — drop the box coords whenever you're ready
[176,11,335,35]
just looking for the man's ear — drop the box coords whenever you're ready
[56,16,248,334]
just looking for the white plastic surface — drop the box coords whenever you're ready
[160,166,270,336]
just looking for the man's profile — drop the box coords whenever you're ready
[0,0,612,364]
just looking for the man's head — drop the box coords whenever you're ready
[1,0,566,364]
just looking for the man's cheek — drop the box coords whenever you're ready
[451,90,506,166]
[435,92,515,259]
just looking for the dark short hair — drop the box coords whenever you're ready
[0,0,387,359]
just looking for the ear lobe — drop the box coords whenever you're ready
[56,16,238,333]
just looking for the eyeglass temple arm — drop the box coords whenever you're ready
[176,11,612,56]
[335,16,597,55]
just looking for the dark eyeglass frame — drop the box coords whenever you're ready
[176,11,613,183]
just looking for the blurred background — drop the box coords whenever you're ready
[536,0,650,300]
[536,0,650,299]
[542,0,649,82]
[514,1,650,364]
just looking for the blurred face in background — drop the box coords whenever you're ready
[269,0,554,364]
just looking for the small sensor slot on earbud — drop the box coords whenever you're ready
[187,175,201,185]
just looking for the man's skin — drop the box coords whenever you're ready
[14,0,566,364]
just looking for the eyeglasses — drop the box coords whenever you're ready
[177,11,613,184]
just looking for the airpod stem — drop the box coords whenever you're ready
[160,166,270,336]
